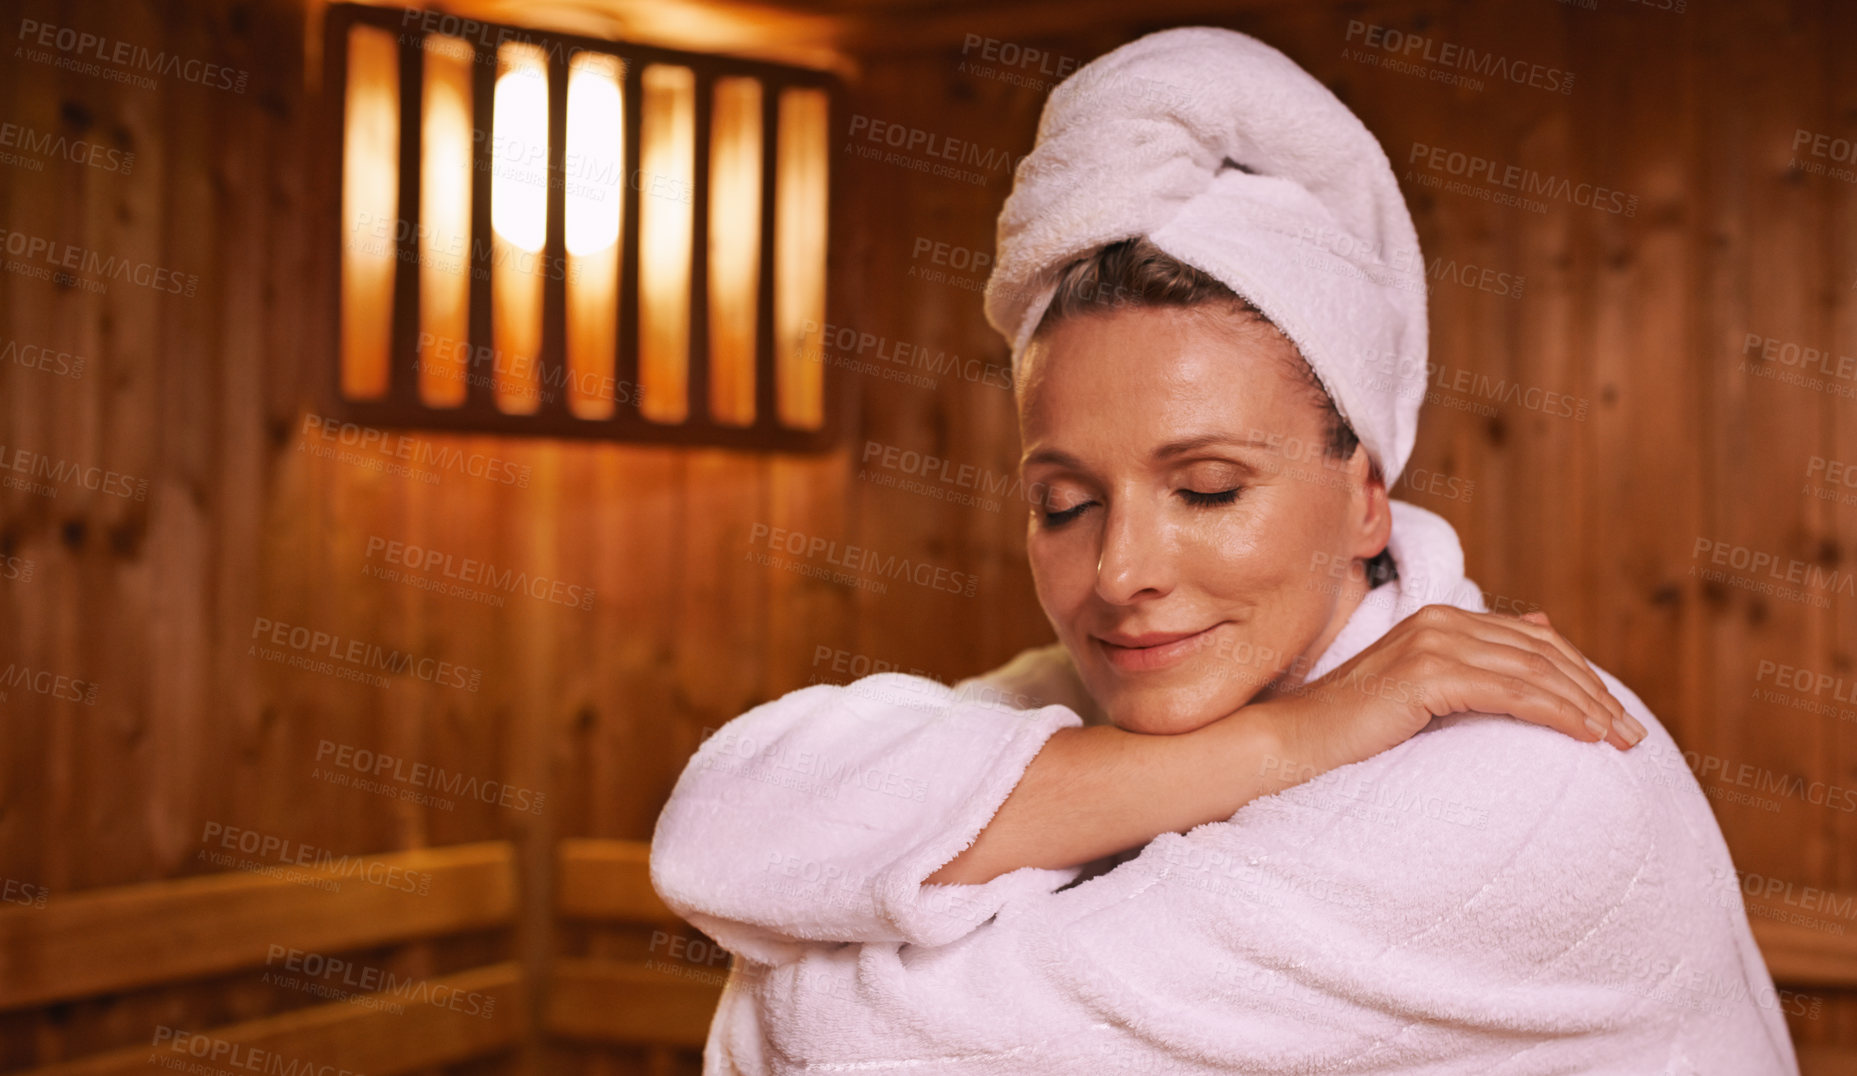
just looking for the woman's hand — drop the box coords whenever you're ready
[1259,605,1647,785]
[927,605,1645,886]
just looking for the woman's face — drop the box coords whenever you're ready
[1017,303,1389,735]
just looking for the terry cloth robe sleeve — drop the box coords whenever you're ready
[949,641,1114,728]
[648,672,1086,966]
[717,673,1794,1076]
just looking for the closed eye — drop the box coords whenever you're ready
[1042,488,1242,525]
[1180,487,1243,507]
[1040,501,1095,527]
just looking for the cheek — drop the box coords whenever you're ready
[1184,495,1314,594]
[1213,485,1351,584]
[1026,530,1085,611]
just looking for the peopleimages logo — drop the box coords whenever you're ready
[700,723,932,803]
[1344,20,1575,94]
[263,944,497,1018]
[1,877,47,908]
[363,536,595,612]
[0,336,86,378]
[1691,538,1855,598]
[249,616,485,692]
[0,660,99,705]
[150,1027,363,1076]
[0,443,148,499]
[1406,142,1638,216]
[746,523,979,598]
[0,226,200,295]
[298,414,532,487]
[197,822,434,895]
[314,740,546,815]
[799,319,1012,391]
[15,19,250,93]
[845,113,1029,179]
[0,120,134,174]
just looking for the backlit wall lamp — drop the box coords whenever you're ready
[328,4,841,449]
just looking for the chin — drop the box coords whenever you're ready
[1101,681,1248,736]
[1076,633,1274,735]
[1078,617,1317,735]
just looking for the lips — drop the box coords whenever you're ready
[1097,628,1207,648]
[1093,623,1222,673]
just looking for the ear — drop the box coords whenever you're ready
[1347,449,1393,561]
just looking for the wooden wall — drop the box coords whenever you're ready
[0,0,1851,1069]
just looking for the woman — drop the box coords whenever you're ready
[651,26,1795,1075]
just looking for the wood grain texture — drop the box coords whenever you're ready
[0,841,515,1011]
[545,959,721,1048]
[20,962,525,1076]
[557,838,679,923]
[1,0,1851,1068]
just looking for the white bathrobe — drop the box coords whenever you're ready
[650,502,1797,1075]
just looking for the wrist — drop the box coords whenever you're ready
[1238,692,1338,795]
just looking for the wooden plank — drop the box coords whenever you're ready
[1750,898,1857,988]
[495,433,562,1076]
[0,841,515,1011]
[557,838,679,923]
[330,0,1277,69]
[1798,1044,1857,1076]
[23,961,525,1076]
[544,958,721,1047]
[1693,0,1853,1050]
[1573,0,1709,748]
[1822,0,1857,1053]
[1700,0,1830,882]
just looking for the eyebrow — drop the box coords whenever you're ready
[1022,432,1272,470]
[1153,432,1274,459]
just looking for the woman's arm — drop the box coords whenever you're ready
[649,674,1092,962]
[650,607,1641,956]
[740,688,1768,1076]
[926,606,1645,884]
[922,705,1309,885]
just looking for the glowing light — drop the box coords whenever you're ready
[776,86,828,430]
[418,36,472,407]
[565,53,623,419]
[708,76,762,426]
[565,55,622,256]
[491,45,547,253]
[338,24,399,401]
[639,64,694,424]
[492,43,548,413]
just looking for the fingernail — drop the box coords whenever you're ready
[1583,716,1608,742]
[1619,712,1647,744]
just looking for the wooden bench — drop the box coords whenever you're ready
[1,842,525,1074]
[3,837,1849,1072]
[550,838,725,1048]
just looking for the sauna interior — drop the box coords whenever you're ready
[1,0,1854,1071]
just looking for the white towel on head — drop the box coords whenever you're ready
[984,26,1428,483]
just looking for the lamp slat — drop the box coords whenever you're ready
[538,53,571,420]
[464,40,498,420]
[615,54,645,435]
[687,69,714,434]
[388,35,424,410]
[753,79,780,435]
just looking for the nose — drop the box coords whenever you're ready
[1095,496,1176,605]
